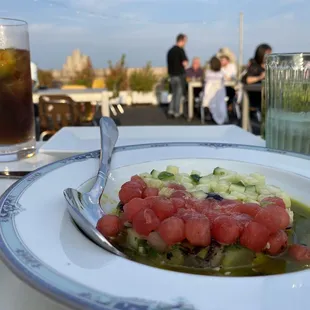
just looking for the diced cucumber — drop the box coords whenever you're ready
[183,182,195,190]
[265,185,282,195]
[229,183,245,193]
[161,181,172,187]
[158,187,174,197]
[191,190,207,200]
[220,173,241,182]
[222,246,255,268]
[190,174,201,184]
[196,184,211,193]
[242,176,262,186]
[209,245,225,267]
[221,193,239,200]
[213,184,230,193]
[181,176,193,184]
[244,198,260,204]
[255,186,271,195]
[244,192,258,201]
[245,185,256,193]
[191,170,201,176]
[258,194,274,202]
[199,176,212,184]
[213,167,229,176]
[213,180,230,193]
[252,253,269,266]
[175,173,190,181]
[166,165,179,175]
[158,171,175,181]
[144,178,163,189]
[127,229,142,250]
[230,191,247,201]
[210,181,220,192]
[197,247,209,259]
[250,173,266,184]
[165,248,184,266]
[260,189,272,196]
[150,169,160,179]
[138,246,146,255]
[175,173,192,184]
[139,172,152,179]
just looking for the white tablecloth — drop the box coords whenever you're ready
[0,127,264,310]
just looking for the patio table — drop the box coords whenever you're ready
[0,125,265,310]
[241,83,262,132]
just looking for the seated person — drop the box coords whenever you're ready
[186,57,204,80]
[217,48,237,107]
[186,57,204,101]
[201,56,227,125]
[242,43,272,112]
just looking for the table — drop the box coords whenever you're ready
[0,128,265,310]
[187,80,236,122]
[32,88,110,117]
[241,84,262,132]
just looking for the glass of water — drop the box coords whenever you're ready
[265,53,310,155]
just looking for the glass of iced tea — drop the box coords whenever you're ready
[0,18,36,161]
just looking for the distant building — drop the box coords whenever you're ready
[48,49,167,84]
[62,49,91,78]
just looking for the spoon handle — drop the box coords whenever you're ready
[89,117,119,202]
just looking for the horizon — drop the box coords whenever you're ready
[1,0,309,70]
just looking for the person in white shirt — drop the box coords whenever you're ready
[30,61,39,91]
[201,56,227,125]
[216,48,237,108]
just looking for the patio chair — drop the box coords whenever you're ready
[74,101,99,125]
[38,95,79,140]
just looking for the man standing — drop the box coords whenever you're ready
[167,33,188,118]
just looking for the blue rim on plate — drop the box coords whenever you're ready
[0,142,309,310]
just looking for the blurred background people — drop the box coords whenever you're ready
[167,33,188,118]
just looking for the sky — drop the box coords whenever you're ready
[1,0,309,69]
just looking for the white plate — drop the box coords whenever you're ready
[1,142,310,310]
[39,125,265,158]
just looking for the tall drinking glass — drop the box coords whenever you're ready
[260,80,266,139]
[0,18,36,161]
[265,53,310,155]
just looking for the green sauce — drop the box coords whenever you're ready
[114,200,310,277]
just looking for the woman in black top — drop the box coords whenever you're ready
[242,43,272,111]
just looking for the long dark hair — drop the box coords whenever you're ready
[210,56,221,72]
[254,43,272,65]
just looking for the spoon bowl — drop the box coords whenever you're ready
[63,117,126,258]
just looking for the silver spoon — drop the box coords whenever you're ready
[63,117,126,258]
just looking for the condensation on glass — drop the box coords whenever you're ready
[0,18,36,161]
[265,53,310,155]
